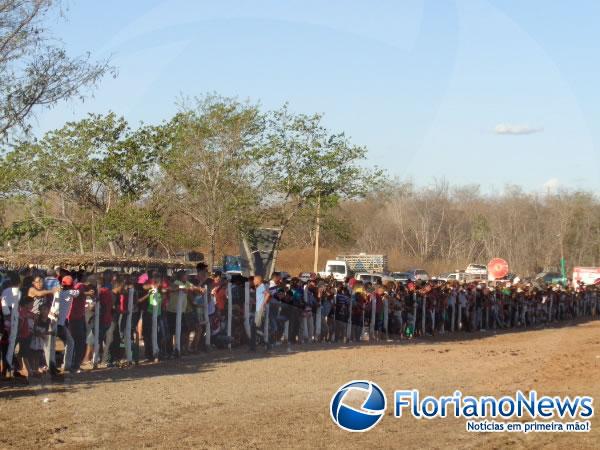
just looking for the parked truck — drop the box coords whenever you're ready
[318,254,389,281]
[572,267,600,286]
[319,260,350,281]
[335,253,388,273]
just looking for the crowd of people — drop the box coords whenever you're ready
[1,262,599,383]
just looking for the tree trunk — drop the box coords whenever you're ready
[242,236,256,276]
[208,231,216,272]
[108,240,117,257]
[76,229,85,254]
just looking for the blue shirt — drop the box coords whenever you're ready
[255,284,268,313]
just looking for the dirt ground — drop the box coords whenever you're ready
[1,320,599,449]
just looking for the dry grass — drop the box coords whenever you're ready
[1,321,598,448]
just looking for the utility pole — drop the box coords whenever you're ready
[313,193,321,273]
[558,232,566,286]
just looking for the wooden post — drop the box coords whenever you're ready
[369,294,376,339]
[5,290,21,371]
[243,281,251,338]
[412,292,417,332]
[263,302,269,346]
[302,285,309,341]
[422,295,427,336]
[383,295,389,340]
[346,294,352,341]
[331,288,337,343]
[227,282,233,350]
[47,291,59,370]
[151,289,158,360]
[315,303,322,341]
[93,287,101,367]
[203,285,211,349]
[175,288,185,355]
[125,287,134,363]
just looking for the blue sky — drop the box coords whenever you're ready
[36,0,600,192]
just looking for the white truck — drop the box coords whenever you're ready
[336,253,388,273]
[319,260,349,281]
[572,267,600,286]
[319,254,389,281]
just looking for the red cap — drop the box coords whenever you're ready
[61,275,74,287]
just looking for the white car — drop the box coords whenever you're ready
[434,272,452,282]
[391,272,411,283]
[355,272,395,285]
[436,272,467,282]
[406,269,430,282]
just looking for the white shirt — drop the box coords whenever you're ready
[1,287,20,317]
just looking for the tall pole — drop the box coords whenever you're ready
[558,231,566,286]
[560,235,566,287]
[313,193,321,273]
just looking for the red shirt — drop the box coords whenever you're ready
[68,282,88,321]
[118,294,126,314]
[214,283,227,312]
[99,287,114,326]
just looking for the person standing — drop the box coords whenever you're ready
[27,276,57,318]
[1,273,21,377]
[69,276,95,372]
[211,271,227,319]
[250,275,271,351]
[191,264,209,352]
[49,276,79,375]
[287,278,304,345]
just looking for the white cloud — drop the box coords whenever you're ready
[543,178,560,192]
[494,124,544,135]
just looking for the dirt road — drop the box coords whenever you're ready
[1,320,598,449]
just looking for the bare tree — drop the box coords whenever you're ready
[0,0,113,139]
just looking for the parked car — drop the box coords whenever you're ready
[391,272,411,283]
[535,271,563,285]
[355,272,395,285]
[434,272,467,282]
[405,269,430,282]
[434,272,452,282]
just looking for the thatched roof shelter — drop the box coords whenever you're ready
[0,253,197,271]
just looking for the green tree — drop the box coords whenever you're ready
[159,95,265,269]
[1,112,164,254]
[261,105,383,270]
